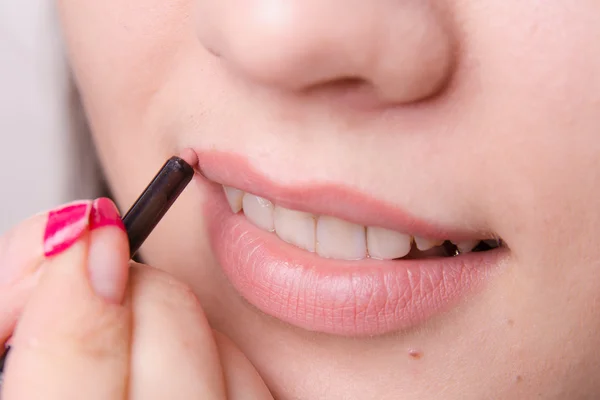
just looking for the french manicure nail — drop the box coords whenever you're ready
[43,201,93,257]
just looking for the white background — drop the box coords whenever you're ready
[0,2,98,233]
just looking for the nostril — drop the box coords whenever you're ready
[304,76,369,94]
[303,76,393,109]
[302,75,449,110]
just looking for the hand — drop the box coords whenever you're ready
[0,198,273,399]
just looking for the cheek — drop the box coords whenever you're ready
[56,0,200,201]
[57,2,193,127]
[459,2,600,260]
[57,0,195,99]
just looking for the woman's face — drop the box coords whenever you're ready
[57,1,600,398]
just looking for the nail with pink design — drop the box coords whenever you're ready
[43,198,125,258]
[43,201,94,257]
[90,198,126,231]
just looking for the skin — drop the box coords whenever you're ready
[4,0,600,398]
[0,203,271,399]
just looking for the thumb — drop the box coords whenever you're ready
[3,198,132,400]
[36,197,129,303]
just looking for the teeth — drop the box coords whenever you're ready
[366,227,412,260]
[414,236,443,251]
[242,193,275,232]
[274,206,316,252]
[316,216,367,260]
[455,240,479,254]
[223,186,244,213]
[224,186,494,261]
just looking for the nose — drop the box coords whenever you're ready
[197,0,457,104]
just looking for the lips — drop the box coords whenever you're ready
[198,151,507,336]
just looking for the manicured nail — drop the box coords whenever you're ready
[87,198,128,303]
[43,201,93,257]
[90,198,126,231]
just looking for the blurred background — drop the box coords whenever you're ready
[0,2,99,233]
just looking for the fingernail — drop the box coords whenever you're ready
[87,198,128,303]
[43,201,93,257]
[90,198,126,231]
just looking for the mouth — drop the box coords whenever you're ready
[198,151,507,336]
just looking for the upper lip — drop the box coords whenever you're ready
[195,150,490,241]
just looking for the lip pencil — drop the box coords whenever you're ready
[0,151,198,384]
[124,153,197,256]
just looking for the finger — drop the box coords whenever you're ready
[127,264,227,400]
[0,209,61,343]
[3,198,131,400]
[214,331,274,400]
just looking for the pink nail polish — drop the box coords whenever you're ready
[90,198,125,231]
[43,201,93,257]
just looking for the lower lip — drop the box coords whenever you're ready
[202,181,506,337]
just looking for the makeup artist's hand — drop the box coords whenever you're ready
[0,199,273,399]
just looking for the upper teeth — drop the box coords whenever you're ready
[224,186,486,261]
